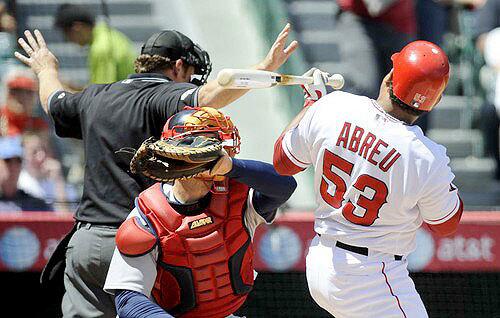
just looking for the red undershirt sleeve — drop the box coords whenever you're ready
[273,132,307,176]
[426,196,464,237]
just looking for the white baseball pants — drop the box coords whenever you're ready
[306,235,428,318]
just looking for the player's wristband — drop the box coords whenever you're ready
[303,98,315,108]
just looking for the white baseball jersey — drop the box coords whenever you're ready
[280,91,460,255]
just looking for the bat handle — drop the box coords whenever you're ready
[302,73,345,90]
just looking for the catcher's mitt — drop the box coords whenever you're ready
[130,135,223,182]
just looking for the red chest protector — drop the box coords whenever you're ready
[136,179,254,318]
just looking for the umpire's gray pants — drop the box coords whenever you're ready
[62,223,117,318]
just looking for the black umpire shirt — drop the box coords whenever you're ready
[49,73,199,225]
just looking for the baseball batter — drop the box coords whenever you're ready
[273,41,463,318]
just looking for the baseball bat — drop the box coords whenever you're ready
[217,69,345,90]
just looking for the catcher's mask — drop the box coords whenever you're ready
[162,107,240,156]
[141,30,212,86]
[188,45,212,86]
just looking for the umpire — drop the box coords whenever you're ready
[15,25,297,318]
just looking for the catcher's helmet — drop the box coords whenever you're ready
[391,41,449,112]
[162,107,240,155]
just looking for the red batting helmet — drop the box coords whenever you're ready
[391,41,449,112]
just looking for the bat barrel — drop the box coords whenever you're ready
[217,69,275,88]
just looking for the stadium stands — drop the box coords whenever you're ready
[16,0,157,85]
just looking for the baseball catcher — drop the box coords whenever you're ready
[104,107,297,318]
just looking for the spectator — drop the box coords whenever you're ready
[0,136,52,212]
[416,0,486,46]
[18,133,74,212]
[0,68,48,136]
[0,1,15,34]
[474,0,499,50]
[54,3,136,84]
[0,1,16,60]
[416,0,449,46]
[479,28,500,179]
[333,0,416,99]
[473,0,500,179]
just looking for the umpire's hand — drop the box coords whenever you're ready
[14,29,64,114]
[255,23,299,72]
[15,30,59,76]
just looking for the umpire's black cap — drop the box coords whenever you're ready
[141,30,212,85]
[141,30,194,60]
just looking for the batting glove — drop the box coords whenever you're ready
[301,68,330,106]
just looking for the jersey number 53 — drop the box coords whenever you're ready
[320,149,388,226]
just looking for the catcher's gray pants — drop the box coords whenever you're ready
[62,223,118,318]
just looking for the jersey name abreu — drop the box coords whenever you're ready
[336,121,401,172]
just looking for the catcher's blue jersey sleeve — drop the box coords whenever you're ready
[115,289,174,318]
[228,158,297,221]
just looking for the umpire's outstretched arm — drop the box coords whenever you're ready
[15,24,299,113]
[197,23,298,108]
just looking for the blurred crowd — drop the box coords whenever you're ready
[0,1,136,213]
[0,69,77,212]
[0,0,499,213]
[474,0,500,180]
